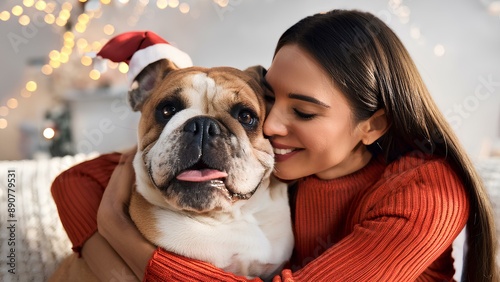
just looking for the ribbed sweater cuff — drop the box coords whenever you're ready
[144,248,262,282]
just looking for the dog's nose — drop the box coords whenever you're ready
[183,117,221,137]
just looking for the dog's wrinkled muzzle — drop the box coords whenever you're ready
[147,115,258,212]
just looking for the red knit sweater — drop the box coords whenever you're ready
[51,152,468,281]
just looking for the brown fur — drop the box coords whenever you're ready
[129,190,161,242]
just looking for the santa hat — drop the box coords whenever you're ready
[95,31,192,85]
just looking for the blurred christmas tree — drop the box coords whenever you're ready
[44,105,74,157]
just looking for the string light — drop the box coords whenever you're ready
[0,11,10,21]
[78,13,90,24]
[91,41,102,51]
[103,24,115,35]
[35,1,47,11]
[169,0,179,8]
[214,0,228,8]
[0,119,7,129]
[179,3,190,13]
[81,56,93,66]
[7,98,19,109]
[41,65,53,75]
[26,81,37,92]
[23,0,35,8]
[45,2,56,14]
[12,5,23,16]
[118,62,129,74]
[59,9,71,21]
[59,53,69,63]
[43,127,56,139]
[64,42,75,51]
[49,50,60,61]
[44,14,55,24]
[108,61,118,69]
[61,2,73,11]
[75,22,87,33]
[49,60,61,68]
[157,0,168,9]
[55,17,66,27]
[434,44,446,57]
[89,69,101,80]
[19,14,30,25]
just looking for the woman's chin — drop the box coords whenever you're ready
[272,167,304,183]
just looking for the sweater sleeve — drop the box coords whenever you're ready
[51,153,121,254]
[142,159,468,281]
[275,159,469,281]
[144,249,263,282]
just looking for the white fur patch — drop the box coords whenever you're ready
[134,151,167,208]
[151,178,293,279]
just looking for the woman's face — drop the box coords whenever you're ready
[263,44,372,180]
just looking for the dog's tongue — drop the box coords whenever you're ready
[176,169,228,182]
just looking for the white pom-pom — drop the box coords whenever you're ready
[93,55,108,74]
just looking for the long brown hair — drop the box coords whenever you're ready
[275,9,498,281]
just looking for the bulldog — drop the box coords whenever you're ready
[50,58,294,281]
[128,59,294,279]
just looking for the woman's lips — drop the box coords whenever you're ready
[271,143,301,162]
[273,148,295,155]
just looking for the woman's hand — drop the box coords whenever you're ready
[97,146,156,279]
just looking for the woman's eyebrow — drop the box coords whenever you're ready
[289,93,330,108]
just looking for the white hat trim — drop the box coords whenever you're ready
[127,43,193,84]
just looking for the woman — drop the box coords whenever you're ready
[52,9,497,281]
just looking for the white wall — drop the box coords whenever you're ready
[66,87,140,155]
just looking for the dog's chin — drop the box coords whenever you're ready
[155,178,258,213]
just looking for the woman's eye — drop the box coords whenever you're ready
[293,108,317,120]
[238,110,256,126]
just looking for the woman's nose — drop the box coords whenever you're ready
[263,106,288,138]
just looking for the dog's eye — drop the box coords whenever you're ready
[162,105,177,118]
[238,110,257,127]
[156,98,185,123]
[231,103,258,129]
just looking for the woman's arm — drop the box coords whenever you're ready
[51,151,138,280]
[81,232,138,281]
[97,148,156,279]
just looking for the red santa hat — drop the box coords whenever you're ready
[95,31,192,85]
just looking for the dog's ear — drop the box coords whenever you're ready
[128,59,178,111]
[243,65,273,114]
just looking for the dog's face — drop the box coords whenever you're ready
[132,60,274,213]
